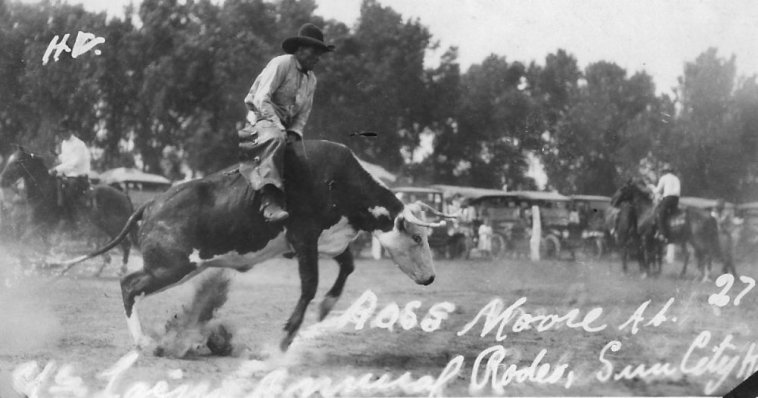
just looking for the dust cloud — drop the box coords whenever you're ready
[154,269,236,358]
[0,242,62,355]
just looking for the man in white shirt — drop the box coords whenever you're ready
[51,121,92,222]
[52,126,91,178]
[653,164,681,242]
[238,23,334,223]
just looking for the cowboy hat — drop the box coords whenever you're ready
[661,163,675,173]
[55,116,75,135]
[282,23,335,54]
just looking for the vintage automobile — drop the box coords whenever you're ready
[394,186,469,258]
[569,194,612,259]
[352,186,469,259]
[98,167,172,207]
[501,190,570,259]
[432,186,579,260]
[431,184,517,259]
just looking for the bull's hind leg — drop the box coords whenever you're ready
[120,248,202,348]
[319,248,355,320]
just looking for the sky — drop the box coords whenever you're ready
[53,0,758,96]
[19,0,758,187]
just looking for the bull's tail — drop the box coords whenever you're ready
[56,202,149,275]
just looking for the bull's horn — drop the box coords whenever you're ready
[413,200,460,218]
[402,205,446,228]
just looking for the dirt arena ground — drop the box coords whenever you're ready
[1,245,757,397]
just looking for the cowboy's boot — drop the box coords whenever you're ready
[260,185,289,223]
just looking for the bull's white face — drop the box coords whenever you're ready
[376,210,436,285]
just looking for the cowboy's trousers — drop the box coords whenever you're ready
[238,120,286,191]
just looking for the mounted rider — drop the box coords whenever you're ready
[711,198,736,257]
[50,118,92,224]
[653,163,680,242]
[238,23,334,223]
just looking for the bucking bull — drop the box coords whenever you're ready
[57,140,454,352]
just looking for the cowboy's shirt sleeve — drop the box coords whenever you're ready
[245,57,287,131]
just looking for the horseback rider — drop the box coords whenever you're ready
[653,164,680,242]
[238,23,334,223]
[711,198,734,243]
[50,118,92,225]
[711,199,729,228]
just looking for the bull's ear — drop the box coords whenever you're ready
[395,215,406,232]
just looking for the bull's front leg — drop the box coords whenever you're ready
[281,234,319,351]
[319,248,355,320]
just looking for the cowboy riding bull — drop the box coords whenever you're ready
[57,140,454,351]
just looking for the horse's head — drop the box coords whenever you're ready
[611,178,652,207]
[611,179,634,207]
[0,146,46,188]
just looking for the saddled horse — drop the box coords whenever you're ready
[607,195,664,277]
[609,200,644,274]
[0,146,137,275]
[611,178,734,280]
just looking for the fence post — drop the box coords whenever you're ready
[530,205,541,261]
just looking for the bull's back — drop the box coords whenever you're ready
[137,140,385,258]
[139,171,280,257]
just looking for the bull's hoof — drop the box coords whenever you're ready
[318,296,339,321]
[135,335,156,351]
[207,324,234,356]
[279,335,294,352]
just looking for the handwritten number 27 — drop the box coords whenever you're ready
[708,274,755,307]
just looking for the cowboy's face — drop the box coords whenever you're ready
[295,45,326,72]
[55,130,72,145]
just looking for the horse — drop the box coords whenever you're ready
[611,178,734,281]
[0,146,137,275]
[609,201,643,274]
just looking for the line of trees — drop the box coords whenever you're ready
[2,0,758,201]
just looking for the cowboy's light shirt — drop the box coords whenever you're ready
[656,173,681,197]
[244,54,316,137]
[54,135,91,177]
